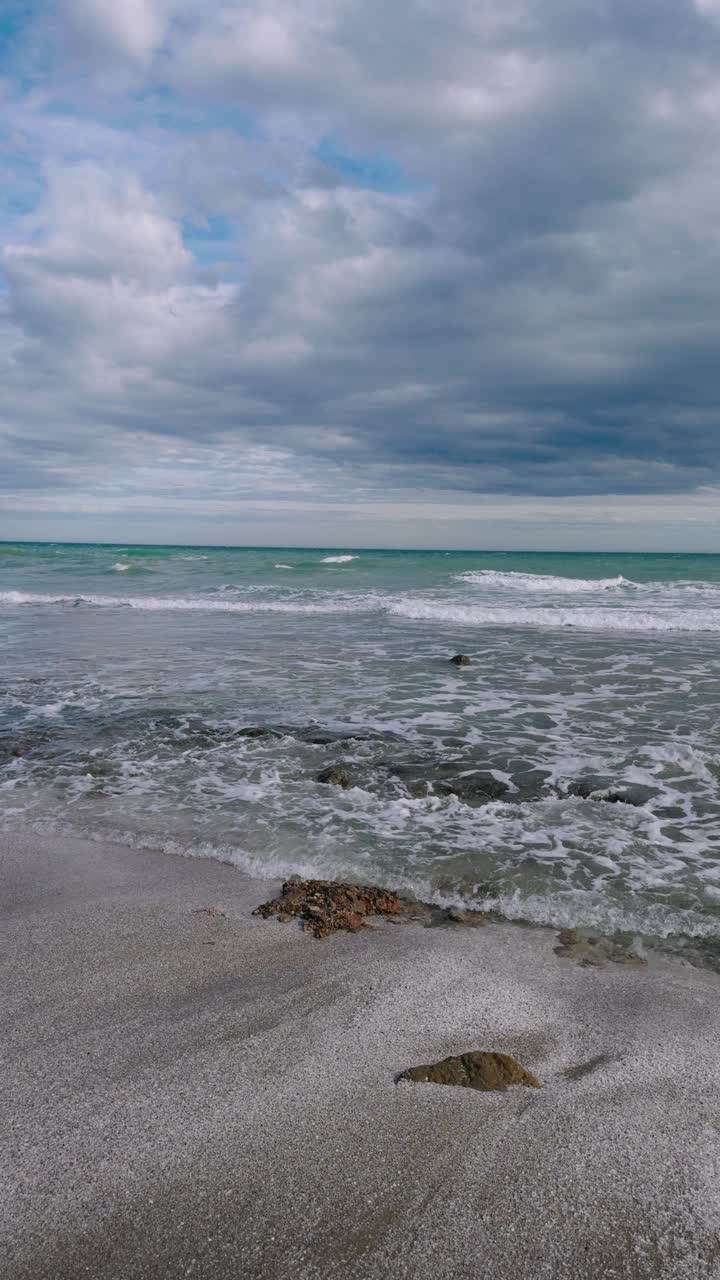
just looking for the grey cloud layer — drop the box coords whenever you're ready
[2,0,720,513]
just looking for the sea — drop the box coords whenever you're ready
[2,542,719,955]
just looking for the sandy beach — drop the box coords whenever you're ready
[2,830,720,1280]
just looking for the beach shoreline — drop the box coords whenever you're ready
[3,829,720,1279]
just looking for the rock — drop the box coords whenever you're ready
[596,785,656,808]
[253,877,405,938]
[444,906,488,926]
[525,713,557,729]
[438,772,509,804]
[510,769,551,801]
[554,927,647,968]
[397,1050,540,1092]
[449,654,471,666]
[317,766,352,788]
[566,776,612,800]
[567,778,655,807]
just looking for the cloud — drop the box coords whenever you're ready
[58,0,169,67]
[1,0,720,546]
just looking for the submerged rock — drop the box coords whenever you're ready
[566,776,613,800]
[554,927,647,968]
[317,766,352,788]
[437,771,509,804]
[397,1050,540,1092]
[596,785,656,807]
[449,654,472,666]
[567,778,655,807]
[253,877,405,937]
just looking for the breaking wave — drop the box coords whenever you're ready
[0,590,368,615]
[458,569,636,592]
[388,598,720,632]
[2,588,720,632]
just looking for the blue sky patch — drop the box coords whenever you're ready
[314,137,421,194]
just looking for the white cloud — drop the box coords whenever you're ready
[1,0,720,547]
[59,0,169,64]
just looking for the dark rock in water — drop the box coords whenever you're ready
[567,778,655,807]
[438,771,509,804]
[397,1050,540,1092]
[566,776,612,800]
[596,785,656,808]
[236,726,280,739]
[525,712,557,730]
[254,877,404,938]
[317,766,352,788]
[386,759,511,805]
[449,654,472,666]
[511,769,550,801]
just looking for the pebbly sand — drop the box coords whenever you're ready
[2,830,720,1280]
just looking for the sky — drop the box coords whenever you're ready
[1,1,720,550]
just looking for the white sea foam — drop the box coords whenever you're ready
[458,569,636,592]
[388,597,720,632]
[2,588,720,632]
[112,562,131,572]
[274,563,293,569]
[320,554,358,563]
[0,590,368,615]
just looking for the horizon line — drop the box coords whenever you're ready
[0,540,718,556]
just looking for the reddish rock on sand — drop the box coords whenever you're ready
[397,1050,540,1092]
[253,877,405,938]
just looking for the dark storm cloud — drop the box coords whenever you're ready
[1,0,720,518]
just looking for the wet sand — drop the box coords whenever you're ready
[2,830,720,1279]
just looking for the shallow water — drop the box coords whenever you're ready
[1,542,719,944]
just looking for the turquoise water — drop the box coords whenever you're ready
[1,542,719,943]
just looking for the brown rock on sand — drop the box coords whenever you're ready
[397,1050,540,1092]
[253,877,404,938]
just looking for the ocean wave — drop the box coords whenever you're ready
[388,598,720,632]
[457,569,637,592]
[320,554,358,564]
[3,588,720,632]
[0,590,368,615]
[109,561,155,574]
